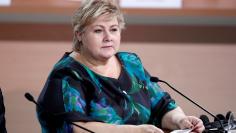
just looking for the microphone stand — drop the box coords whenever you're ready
[150,77,227,133]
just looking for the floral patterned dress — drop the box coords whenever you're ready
[37,52,177,133]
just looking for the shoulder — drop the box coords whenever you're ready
[49,54,84,81]
[117,51,140,59]
[37,55,83,112]
[117,52,142,66]
[117,52,147,79]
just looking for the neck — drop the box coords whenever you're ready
[70,51,121,79]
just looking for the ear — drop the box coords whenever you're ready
[75,31,83,42]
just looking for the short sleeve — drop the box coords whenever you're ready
[37,78,70,133]
[37,69,96,133]
[144,70,177,127]
[60,75,95,121]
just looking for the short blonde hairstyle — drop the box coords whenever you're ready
[72,0,125,52]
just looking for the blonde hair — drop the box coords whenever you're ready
[72,0,125,52]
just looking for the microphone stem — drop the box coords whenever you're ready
[158,79,225,131]
[70,122,95,133]
[159,80,215,118]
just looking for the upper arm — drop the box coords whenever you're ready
[144,69,177,126]
[37,70,92,132]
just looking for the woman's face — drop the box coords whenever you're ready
[78,14,121,61]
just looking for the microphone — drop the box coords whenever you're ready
[24,92,95,133]
[25,93,38,105]
[150,77,227,132]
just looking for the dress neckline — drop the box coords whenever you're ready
[67,52,124,80]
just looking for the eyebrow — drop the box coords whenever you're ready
[93,24,119,28]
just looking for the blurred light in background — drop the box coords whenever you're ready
[0,0,11,6]
[120,0,182,9]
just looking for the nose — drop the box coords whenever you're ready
[103,30,112,42]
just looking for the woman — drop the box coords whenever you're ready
[37,0,205,133]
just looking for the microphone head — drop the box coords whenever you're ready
[200,115,210,125]
[150,77,159,82]
[226,111,234,120]
[24,92,35,102]
[215,114,226,121]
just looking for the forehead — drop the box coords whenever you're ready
[91,14,118,26]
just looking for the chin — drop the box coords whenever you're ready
[100,51,116,60]
[101,54,115,59]
[104,48,117,55]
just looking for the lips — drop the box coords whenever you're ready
[101,45,112,48]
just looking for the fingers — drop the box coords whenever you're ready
[193,125,205,133]
[179,117,194,129]
[191,119,205,133]
[189,116,205,133]
[181,116,205,133]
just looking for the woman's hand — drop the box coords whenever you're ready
[178,116,205,133]
[161,107,205,133]
[136,124,164,133]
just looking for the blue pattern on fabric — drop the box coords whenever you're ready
[37,52,177,133]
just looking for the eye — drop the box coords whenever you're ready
[110,28,118,32]
[94,29,102,33]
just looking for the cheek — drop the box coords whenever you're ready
[86,40,103,53]
[83,34,98,46]
[87,33,102,43]
[115,35,121,44]
[116,33,121,40]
